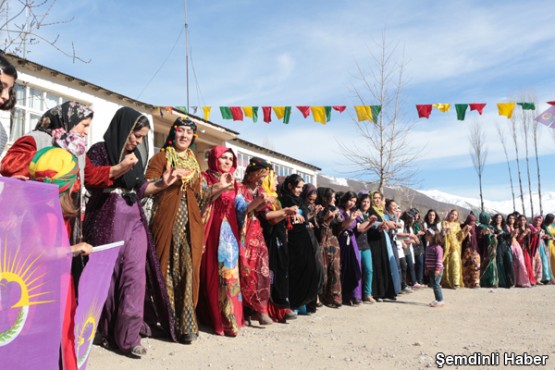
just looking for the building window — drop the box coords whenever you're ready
[9,83,69,142]
[273,163,292,178]
[235,151,251,180]
[297,171,313,184]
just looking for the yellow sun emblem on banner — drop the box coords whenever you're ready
[0,240,54,346]
[75,299,102,368]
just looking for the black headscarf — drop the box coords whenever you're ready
[35,101,94,135]
[103,107,149,190]
[162,116,197,150]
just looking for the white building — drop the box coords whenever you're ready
[1,54,319,184]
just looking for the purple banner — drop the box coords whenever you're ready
[74,243,121,370]
[0,177,72,370]
[535,106,555,128]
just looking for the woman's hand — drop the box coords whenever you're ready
[219,172,234,188]
[71,242,93,256]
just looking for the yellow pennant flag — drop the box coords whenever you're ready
[273,106,286,119]
[432,103,451,112]
[243,106,253,118]
[311,106,327,124]
[202,106,212,121]
[497,102,516,119]
[354,106,373,122]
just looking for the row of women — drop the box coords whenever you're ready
[428,209,555,289]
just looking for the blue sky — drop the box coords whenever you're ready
[10,0,555,201]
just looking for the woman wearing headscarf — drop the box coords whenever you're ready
[2,101,93,179]
[460,213,481,288]
[491,213,515,288]
[29,147,93,370]
[529,215,547,284]
[478,212,498,288]
[441,209,466,289]
[515,215,536,286]
[144,116,203,344]
[314,186,343,307]
[196,146,243,337]
[280,174,322,312]
[541,214,555,283]
[506,213,531,287]
[258,169,299,322]
[236,157,274,325]
[83,107,180,356]
[0,55,18,154]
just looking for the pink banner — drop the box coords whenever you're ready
[74,242,121,369]
[0,177,72,370]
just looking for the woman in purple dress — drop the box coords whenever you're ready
[84,107,180,356]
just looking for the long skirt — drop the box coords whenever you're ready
[461,248,480,288]
[98,197,147,352]
[511,242,531,287]
[539,243,554,283]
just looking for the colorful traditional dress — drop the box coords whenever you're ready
[529,224,544,283]
[338,208,362,303]
[460,215,480,288]
[493,226,515,288]
[368,207,400,299]
[545,223,555,279]
[516,229,537,286]
[315,209,343,306]
[237,184,271,316]
[507,225,531,288]
[441,221,464,288]
[478,213,498,288]
[145,147,203,341]
[84,108,174,352]
[197,146,243,336]
[280,190,322,309]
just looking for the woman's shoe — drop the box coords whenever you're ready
[179,333,198,344]
[285,309,298,320]
[430,300,445,308]
[255,312,273,325]
[130,345,147,356]
[362,295,376,304]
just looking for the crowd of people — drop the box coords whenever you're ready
[2,54,555,368]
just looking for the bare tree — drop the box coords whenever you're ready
[520,100,535,216]
[531,117,543,215]
[340,32,417,193]
[0,0,89,63]
[468,121,487,212]
[496,123,516,212]
[509,112,526,216]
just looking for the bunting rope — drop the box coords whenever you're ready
[154,101,555,129]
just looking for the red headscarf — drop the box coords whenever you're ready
[207,145,237,174]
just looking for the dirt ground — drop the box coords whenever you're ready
[87,285,555,370]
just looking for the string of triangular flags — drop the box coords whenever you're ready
[155,101,555,128]
[156,105,382,125]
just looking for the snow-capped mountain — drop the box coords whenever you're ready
[419,189,555,216]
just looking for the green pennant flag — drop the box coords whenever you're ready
[370,105,382,123]
[220,106,232,120]
[517,102,536,110]
[325,106,332,122]
[252,106,258,123]
[283,106,291,124]
[175,105,187,113]
[455,104,468,121]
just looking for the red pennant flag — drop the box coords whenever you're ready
[416,104,433,119]
[296,106,310,118]
[547,101,555,106]
[332,106,346,113]
[262,106,272,123]
[230,106,244,121]
[469,103,486,115]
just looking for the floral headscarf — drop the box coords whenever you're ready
[35,101,94,156]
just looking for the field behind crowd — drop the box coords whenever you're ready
[88,285,555,370]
